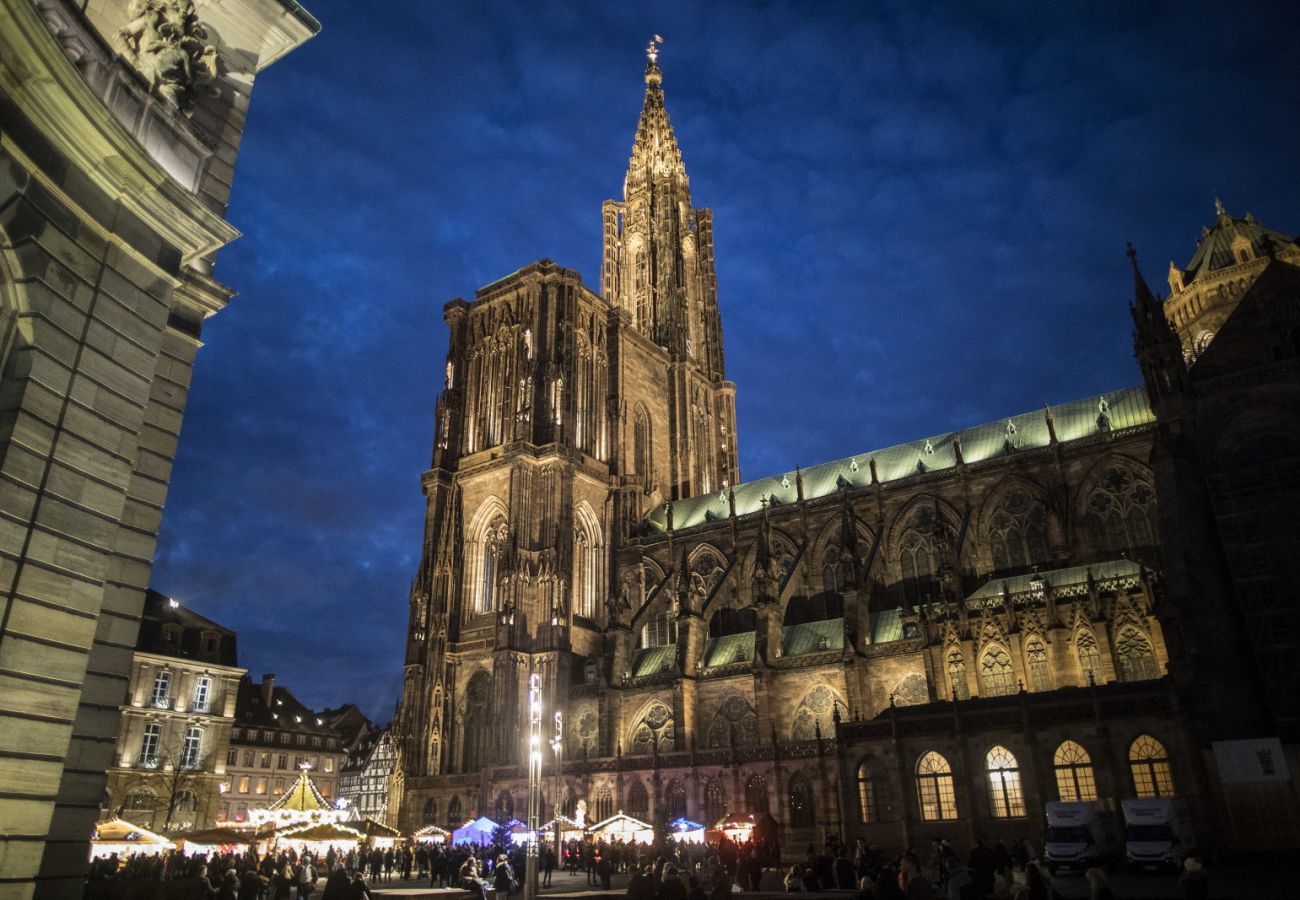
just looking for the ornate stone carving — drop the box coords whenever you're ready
[116,0,217,113]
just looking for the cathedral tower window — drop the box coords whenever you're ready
[460,672,492,773]
[857,757,890,824]
[626,780,649,820]
[985,745,1025,818]
[1053,740,1097,802]
[469,508,508,616]
[633,407,652,479]
[1129,735,1175,797]
[1024,637,1053,692]
[787,773,816,828]
[1115,627,1160,681]
[745,774,769,814]
[979,645,1017,696]
[594,789,613,823]
[1076,631,1102,683]
[916,751,958,821]
[573,502,603,620]
[704,777,727,823]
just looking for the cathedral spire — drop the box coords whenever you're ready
[1128,243,1186,410]
[626,37,687,200]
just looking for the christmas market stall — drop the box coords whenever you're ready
[277,821,364,856]
[586,812,654,844]
[344,817,403,849]
[412,824,450,845]
[538,814,585,843]
[668,818,706,844]
[177,827,251,856]
[90,819,174,859]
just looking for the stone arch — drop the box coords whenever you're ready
[465,496,509,616]
[626,697,674,754]
[1074,454,1157,563]
[685,542,728,610]
[572,500,604,620]
[977,474,1055,576]
[730,526,799,617]
[790,685,847,741]
[888,495,962,604]
[808,515,875,596]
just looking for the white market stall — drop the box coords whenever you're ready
[539,815,585,843]
[451,816,499,846]
[90,819,174,860]
[177,827,252,856]
[412,824,450,845]
[277,821,364,856]
[587,812,654,844]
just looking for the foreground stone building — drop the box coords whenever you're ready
[396,46,1300,853]
[0,1,316,893]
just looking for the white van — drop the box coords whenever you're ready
[1044,801,1112,871]
[1121,798,1190,870]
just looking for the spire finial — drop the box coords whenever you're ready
[646,34,663,64]
[1126,241,1138,268]
[1214,195,1226,216]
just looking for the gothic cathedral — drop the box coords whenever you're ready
[396,47,1300,852]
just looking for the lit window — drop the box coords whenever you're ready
[857,758,889,824]
[1025,638,1052,692]
[916,751,957,821]
[150,671,172,709]
[238,777,250,794]
[947,648,969,700]
[1076,632,1102,683]
[1054,740,1097,802]
[980,645,1017,696]
[985,745,1025,818]
[255,778,267,795]
[181,726,202,769]
[1130,735,1175,797]
[139,723,162,767]
[193,676,212,713]
[325,758,335,773]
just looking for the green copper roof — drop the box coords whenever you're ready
[648,386,1153,533]
[966,558,1143,604]
[631,644,675,678]
[702,632,755,668]
[781,618,844,657]
[1181,209,1294,286]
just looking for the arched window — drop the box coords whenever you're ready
[626,780,649,820]
[745,774,769,814]
[988,488,1051,575]
[980,645,1017,696]
[916,751,957,821]
[1083,465,1157,563]
[1024,637,1052,692]
[561,790,576,819]
[573,503,602,620]
[666,780,687,819]
[790,686,846,741]
[705,695,758,748]
[1129,735,1175,797]
[704,777,727,824]
[461,671,492,773]
[470,510,509,615]
[423,798,438,823]
[1076,631,1102,684]
[788,773,816,828]
[629,703,674,755]
[857,758,890,824]
[1116,627,1160,681]
[947,647,970,700]
[899,531,936,604]
[124,788,157,811]
[447,795,462,823]
[594,789,613,822]
[1053,741,1097,802]
[985,745,1025,818]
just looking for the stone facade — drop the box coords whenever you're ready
[102,590,244,834]
[0,2,316,892]
[396,48,1300,855]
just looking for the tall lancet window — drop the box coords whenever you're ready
[572,503,603,621]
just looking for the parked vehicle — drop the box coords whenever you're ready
[1121,798,1190,871]
[1044,801,1115,871]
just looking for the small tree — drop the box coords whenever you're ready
[116,746,205,833]
[491,823,514,855]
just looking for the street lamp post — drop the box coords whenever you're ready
[549,711,563,877]
[525,674,542,900]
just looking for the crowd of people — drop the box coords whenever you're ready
[84,832,1213,900]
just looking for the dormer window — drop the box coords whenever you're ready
[1231,235,1254,265]
[162,625,181,649]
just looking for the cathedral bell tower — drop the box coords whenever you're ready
[602,41,739,500]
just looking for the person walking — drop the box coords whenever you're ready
[493,855,516,900]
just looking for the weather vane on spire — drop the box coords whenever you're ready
[647,34,664,64]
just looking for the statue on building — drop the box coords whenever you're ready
[116,0,217,113]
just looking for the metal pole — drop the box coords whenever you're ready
[525,673,542,900]
[551,711,563,881]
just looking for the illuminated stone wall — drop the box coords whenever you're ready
[0,1,316,893]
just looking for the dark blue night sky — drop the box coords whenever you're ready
[150,1,1300,721]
